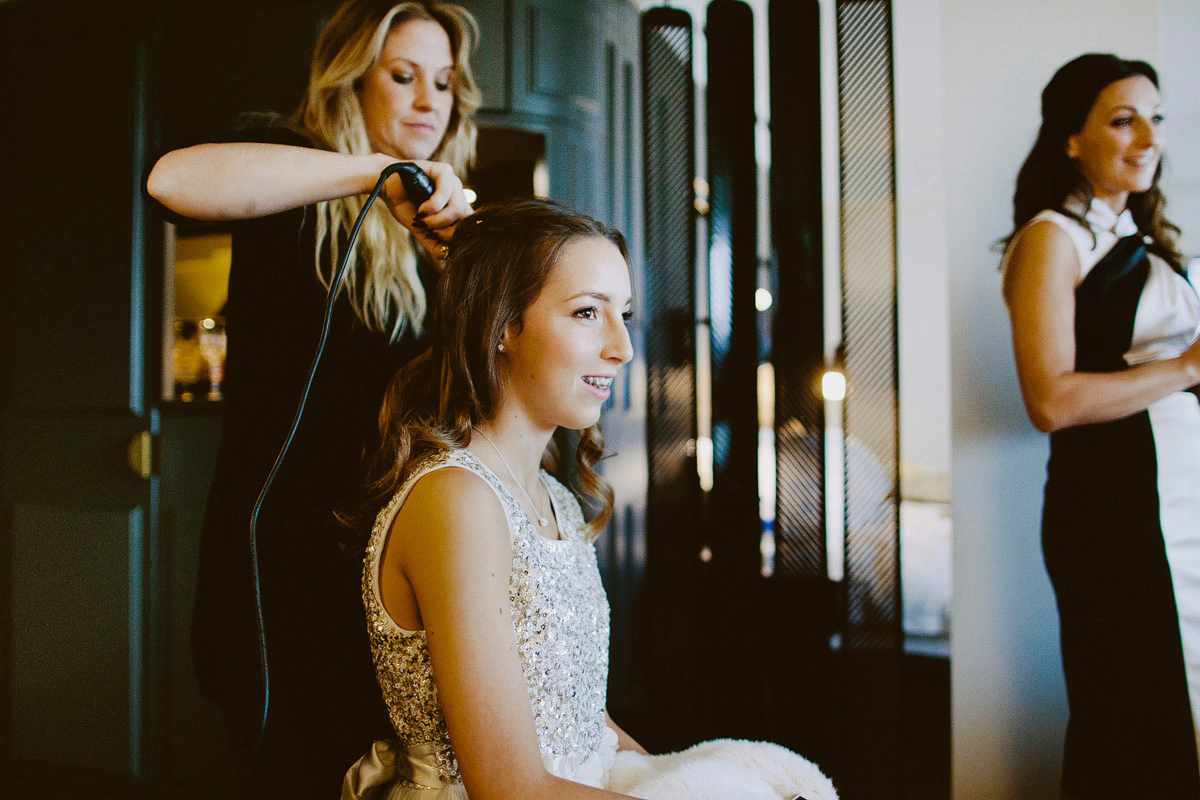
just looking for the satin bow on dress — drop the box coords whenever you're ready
[340,728,618,800]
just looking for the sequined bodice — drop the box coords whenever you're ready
[362,449,611,787]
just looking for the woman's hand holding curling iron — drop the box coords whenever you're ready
[381,159,472,259]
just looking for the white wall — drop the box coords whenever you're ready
[1160,0,1200,260]
[920,0,1200,797]
[894,0,951,504]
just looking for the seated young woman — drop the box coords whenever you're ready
[341,198,838,800]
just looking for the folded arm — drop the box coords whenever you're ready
[1003,219,1200,433]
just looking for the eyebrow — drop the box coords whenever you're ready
[1109,104,1162,114]
[567,290,632,306]
[383,57,455,72]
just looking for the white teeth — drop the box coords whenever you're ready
[584,376,612,389]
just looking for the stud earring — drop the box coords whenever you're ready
[498,342,505,352]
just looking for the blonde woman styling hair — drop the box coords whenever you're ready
[145,3,480,798]
[296,0,481,338]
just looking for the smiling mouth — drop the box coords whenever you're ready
[583,376,613,390]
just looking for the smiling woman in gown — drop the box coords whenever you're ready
[340,198,839,800]
[1002,53,1200,799]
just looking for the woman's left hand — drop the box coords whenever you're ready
[381,159,472,259]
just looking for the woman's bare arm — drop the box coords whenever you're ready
[388,469,633,800]
[147,142,398,219]
[1003,218,1200,432]
[146,142,470,248]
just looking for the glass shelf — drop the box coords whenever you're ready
[162,224,231,402]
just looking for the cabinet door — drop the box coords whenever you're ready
[0,1,160,795]
[511,0,603,119]
[456,0,509,111]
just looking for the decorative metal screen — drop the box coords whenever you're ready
[837,0,902,794]
[837,0,900,652]
[637,6,700,719]
[641,8,698,569]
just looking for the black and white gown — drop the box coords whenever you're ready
[1009,197,1200,797]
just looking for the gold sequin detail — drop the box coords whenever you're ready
[362,449,611,787]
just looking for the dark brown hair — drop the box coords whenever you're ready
[370,198,630,540]
[1007,53,1181,267]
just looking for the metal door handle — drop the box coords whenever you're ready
[127,431,153,479]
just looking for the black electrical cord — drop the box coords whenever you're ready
[242,162,435,795]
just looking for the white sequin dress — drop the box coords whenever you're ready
[341,448,618,800]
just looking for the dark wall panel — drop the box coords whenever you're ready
[705,0,760,579]
[771,0,827,582]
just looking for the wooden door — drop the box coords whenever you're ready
[0,1,165,795]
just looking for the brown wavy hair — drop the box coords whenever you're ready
[1006,52,1182,267]
[369,198,630,540]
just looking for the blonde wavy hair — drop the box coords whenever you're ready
[293,0,481,339]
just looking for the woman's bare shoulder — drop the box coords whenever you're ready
[391,463,510,552]
[1003,217,1081,303]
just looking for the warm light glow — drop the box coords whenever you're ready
[693,177,710,215]
[463,188,478,204]
[755,288,773,311]
[533,158,550,198]
[822,370,846,401]
[201,317,216,331]
[759,529,775,577]
[696,436,714,493]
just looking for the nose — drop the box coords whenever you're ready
[412,76,435,111]
[1134,115,1162,148]
[605,316,634,365]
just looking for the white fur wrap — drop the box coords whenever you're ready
[606,739,839,800]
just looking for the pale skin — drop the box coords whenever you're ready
[1004,75,1200,433]
[145,19,471,253]
[377,238,646,800]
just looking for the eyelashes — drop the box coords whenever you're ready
[572,307,635,323]
[1109,113,1165,128]
[390,72,453,92]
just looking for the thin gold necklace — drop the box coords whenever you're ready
[471,426,550,527]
